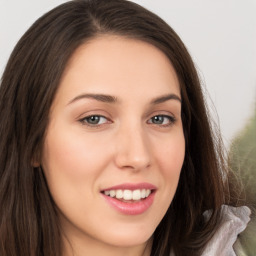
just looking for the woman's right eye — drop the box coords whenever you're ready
[79,115,109,126]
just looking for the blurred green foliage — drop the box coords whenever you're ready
[229,103,256,256]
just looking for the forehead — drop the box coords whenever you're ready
[56,35,180,104]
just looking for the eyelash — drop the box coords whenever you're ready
[79,115,110,127]
[147,115,176,127]
[79,114,176,128]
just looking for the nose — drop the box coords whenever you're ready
[114,124,151,171]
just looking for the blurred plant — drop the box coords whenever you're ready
[229,102,256,256]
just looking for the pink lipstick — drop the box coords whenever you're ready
[101,183,156,215]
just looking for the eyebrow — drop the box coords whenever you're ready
[67,92,181,105]
[150,94,181,104]
[68,93,118,105]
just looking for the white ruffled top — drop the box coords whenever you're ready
[170,205,251,256]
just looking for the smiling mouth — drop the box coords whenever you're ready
[101,185,156,215]
[101,189,153,201]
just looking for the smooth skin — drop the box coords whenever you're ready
[41,35,185,256]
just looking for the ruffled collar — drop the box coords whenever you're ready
[170,205,251,256]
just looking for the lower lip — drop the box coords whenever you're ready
[102,191,156,215]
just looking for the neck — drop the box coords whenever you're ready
[62,231,153,256]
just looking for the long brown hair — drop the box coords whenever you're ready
[0,1,241,255]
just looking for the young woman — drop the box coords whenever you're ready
[0,0,250,255]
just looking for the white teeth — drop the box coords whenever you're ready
[104,190,110,196]
[103,188,152,201]
[123,190,132,200]
[141,189,146,198]
[116,189,123,199]
[132,189,141,200]
[109,190,116,197]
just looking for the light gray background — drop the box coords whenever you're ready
[0,0,255,147]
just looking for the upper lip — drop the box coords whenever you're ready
[101,182,157,191]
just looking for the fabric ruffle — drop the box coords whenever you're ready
[201,205,251,256]
[169,205,251,256]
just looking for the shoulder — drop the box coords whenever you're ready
[201,205,251,256]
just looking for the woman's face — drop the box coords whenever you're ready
[42,36,185,253]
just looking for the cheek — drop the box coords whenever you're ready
[148,132,185,226]
[154,132,185,195]
[42,128,106,178]
[41,127,110,218]
[157,133,185,174]
[41,127,111,209]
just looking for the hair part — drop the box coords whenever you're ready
[0,1,242,255]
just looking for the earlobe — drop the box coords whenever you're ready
[32,161,40,168]
[31,152,41,167]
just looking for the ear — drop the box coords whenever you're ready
[31,158,40,167]
[32,161,40,168]
[31,150,41,167]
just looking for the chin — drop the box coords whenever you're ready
[100,226,154,248]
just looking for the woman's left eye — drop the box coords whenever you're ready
[148,115,176,126]
[79,115,109,126]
